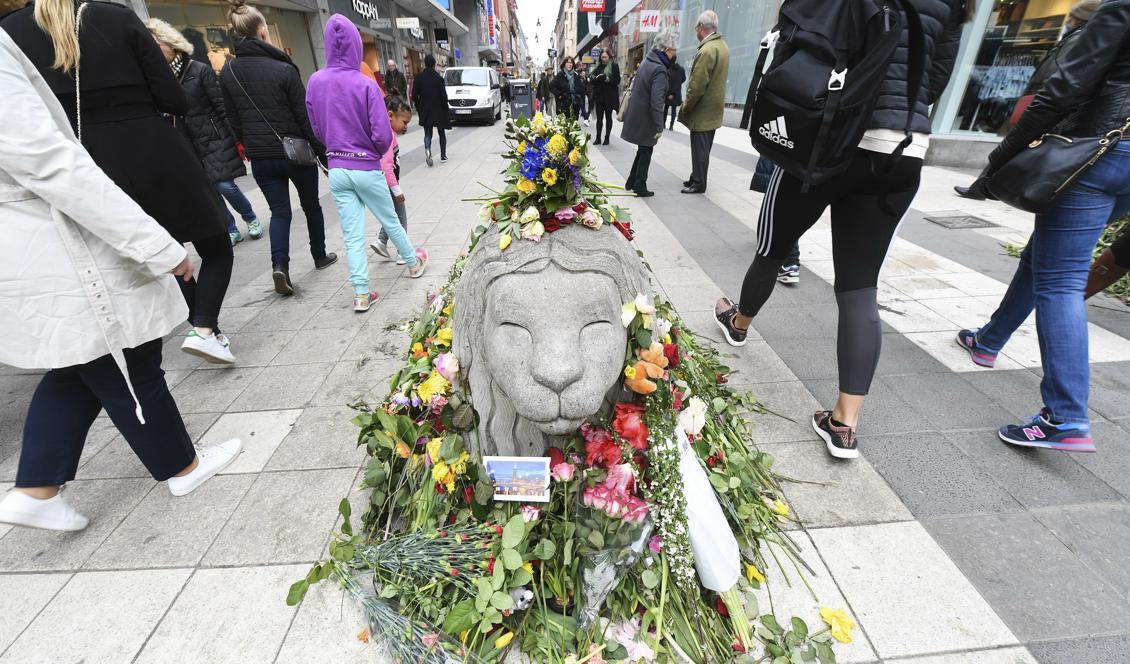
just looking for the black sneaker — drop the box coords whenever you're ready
[713,298,748,347]
[634,189,655,198]
[314,253,338,270]
[812,411,859,459]
[271,264,294,296]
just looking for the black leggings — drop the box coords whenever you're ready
[1112,226,1130,268]
[739,150,922,395]
[665,101,678,127]
[594,104,614,142]
[178,231,233,330]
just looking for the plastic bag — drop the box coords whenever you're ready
[575,513,653,629]
[677,429,741,592]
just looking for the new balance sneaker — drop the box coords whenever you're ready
[812,411,860,459]
[777,264,800,284]
[370,240,391,260]
[408,248,429,279]
[713,297,749,347]
[167,439,243,497]
[0,489,88,531]
[228,231,243,246]
[181,330,235,365]
[998,409,1095,452]
[354,291,379,312]
[246,217,263,239]
[955,329,997,368]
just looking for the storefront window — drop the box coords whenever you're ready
[949,0,1074,134]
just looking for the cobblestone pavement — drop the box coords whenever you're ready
[0,116,1127,663]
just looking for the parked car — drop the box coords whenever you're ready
[445,66,503,124]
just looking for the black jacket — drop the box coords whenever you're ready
[620,50,668,147]
[666,61,686,105]
[220,37,322,161]
[536,76,552,101]
[1,0,226,242]
[178,59,245,183]
[990,0,1130,170]
[591,60,621,110]
[412,67,451,129]
[385,68,408,98]
[869,0,966,134]
[551,69,585,103]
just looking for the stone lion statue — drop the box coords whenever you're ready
[453,223,651,456]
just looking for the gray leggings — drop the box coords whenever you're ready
[377,196,409,245]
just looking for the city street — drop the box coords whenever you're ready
[0,116,1128,663]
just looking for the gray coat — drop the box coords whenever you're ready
[620,50,668,147]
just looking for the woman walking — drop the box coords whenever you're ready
[714,0,969,460]
[305,16,427,313]
[0,29,240,532]
[145,19,262,247]
[591,49,621,145]
[957,0,1130,452]
[665,54,685,130]
[622,30,679,198]
[2,0,238,365]
[552,56,585,120]
[219,0,336,296]
[412,54,450,167]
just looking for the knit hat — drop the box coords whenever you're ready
[1069,0,1100,23]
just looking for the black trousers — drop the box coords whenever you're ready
[177,231,233,330]
[17,339,196,487]
[423,126,447,156]
[738,150,923,395]
[594,104,614,142]
[665,102,679,128]
[688,129,716,188]
[626,146,654,192]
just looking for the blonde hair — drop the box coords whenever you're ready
[227,0,266,39]
[33,0,79,72]
[144,18,194,56]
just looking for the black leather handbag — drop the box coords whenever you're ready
[229,66,320,167]
[987,117,1130,214]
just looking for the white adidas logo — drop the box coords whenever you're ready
[758,116,795,149]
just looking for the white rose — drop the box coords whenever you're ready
[678,396,708,436]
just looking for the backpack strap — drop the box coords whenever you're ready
[741,29,778,130]
[889,0,925,162]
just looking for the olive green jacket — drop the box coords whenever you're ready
[678,32,730,132]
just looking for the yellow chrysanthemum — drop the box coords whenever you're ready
[443,470,456,492]
[745,563,765,584]
[426,437,443,461]
[494,631,515,649]
[568,147,580,165]
[450,451,470,476]
[431,460,449,484]
[542,168,558,186]
[546,134,567,156]
[411,342,425,357]
[499,234,512,250]
[773,499,790,517]
[516,141,527,155]
[820,607,856,644]
[516,178,536,194]
[531,113,546,135]
[416,371,450,403]
[436,328,453,347]
[442,301,454,317]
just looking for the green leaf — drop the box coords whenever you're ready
[379,583,398,598]
[491,557,505,590]
[728,476,741,490]
[712,396,728,414]
[501,548,523,571]
[490,591,514,611]
[475,578,493,612]
[815,642,836,664]
[563,539,574,565]
[501,514,526,549]
[508,568,533,588]
[766,644,785,657]
[338,499,352,537]
[443,599,479,634]
[791,617,809,640]
[773,657,790,664]
[708,473,730,494]
[534,539,557,560]
[761,615,783,634]
[285,580,309,606]
[605,642,628,660]
[641,569,659,590]
[587,529,605,549]
[636,327,653,349]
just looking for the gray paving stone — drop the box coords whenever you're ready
[873,332,952,377]
[240,301,322,332]
[924,511,1130,642]
[170,367,262,413]
[716,339,797,385]
[85,474,254,569]
[1027,634,1130,664]
[226,363,333,412]
[160,335,205,371]
[750,304,839,341]
[946,430,1121,509]
[769,441,912,528]
[270,327,358,366]
[214,305,267,332]
[1087,361,1130,421]
[1070,421,1130,500]
[195,329,296,368]
[884,372,1009,431]
[308,356,402,407]
[746,380,825,445]
[959,369,1057,421]
[764,336,840,381]
[266,405,365,471]
[300,298,376,332]
[0,572,70,653]
[0,478,152,572]
[803,378,934,436]
[1031,503,1130,601]
[79,413,220,479]
[863,433,1024,518]
[894,648,1037,664]
[202,468,357,566]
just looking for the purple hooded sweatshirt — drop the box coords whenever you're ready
[305,15,392,171]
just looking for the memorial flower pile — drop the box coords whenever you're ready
[291,116,856,664]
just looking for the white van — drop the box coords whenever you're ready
[444,67,503,125]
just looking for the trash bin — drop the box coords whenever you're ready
[509,79,533,121]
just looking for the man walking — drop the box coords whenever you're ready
[679,10,729,194]
[384,59,407,99]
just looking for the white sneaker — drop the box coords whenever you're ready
[407,248,429,279]
[396,256,407,265]
[167,439,243,497]
[0,489,89,531]
[584,118,590,127]
[370,240,390,260]
[181,330,236,365]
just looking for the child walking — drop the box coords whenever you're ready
[305,16,427,312]
[370,95,413,264]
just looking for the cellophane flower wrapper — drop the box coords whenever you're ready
[574,508,654,630]
[678,428,741,592]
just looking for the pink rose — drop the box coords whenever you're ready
[433,353,459,381]
[624,497,649,522]
[648,535,662,553]
[605,496,624,518]
[590,486,609,511]
[551,462,575,482]
[554,206,577,222]
[520,505,541,522]
[582,487,595,507]
[604,463,634,495]
[579,208,603,229]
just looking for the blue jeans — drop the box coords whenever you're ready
[423,126,447,155]
[977,143,1130,425]
[215,179,257,235]
[250,159,327,268]
[327,168,417,295]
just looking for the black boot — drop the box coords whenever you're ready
[272,264,294,296]
[314,252,338,270]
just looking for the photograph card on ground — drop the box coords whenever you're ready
[483,456,551,503]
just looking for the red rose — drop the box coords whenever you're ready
[572,201,588,213]
[613,403,649,451]
[663,343,679,368]
[434,482,445,494]
[548,447,565,469]
[715,597,729,616]
[585,432,622,468]
[463,486,474,505]
[715,372,728,384]
[613,220,635,241]
[543,216,562,233]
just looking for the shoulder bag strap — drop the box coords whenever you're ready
[73,1,90,142]
[228,62,284,143]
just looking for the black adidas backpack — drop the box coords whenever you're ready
[740,0,926,189]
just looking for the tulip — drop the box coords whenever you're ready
[434,352,459,381]
[519,206,540,225]
[551,462,575,482]
[678,396,709,437]
[520,505,541,522]
[521,220,545,242]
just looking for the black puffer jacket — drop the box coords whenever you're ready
[219,37,323,161]
[990,0,1130,170]
[179,59,245,182]
[869,0,965,134]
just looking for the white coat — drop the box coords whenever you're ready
[0,30,187,421]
